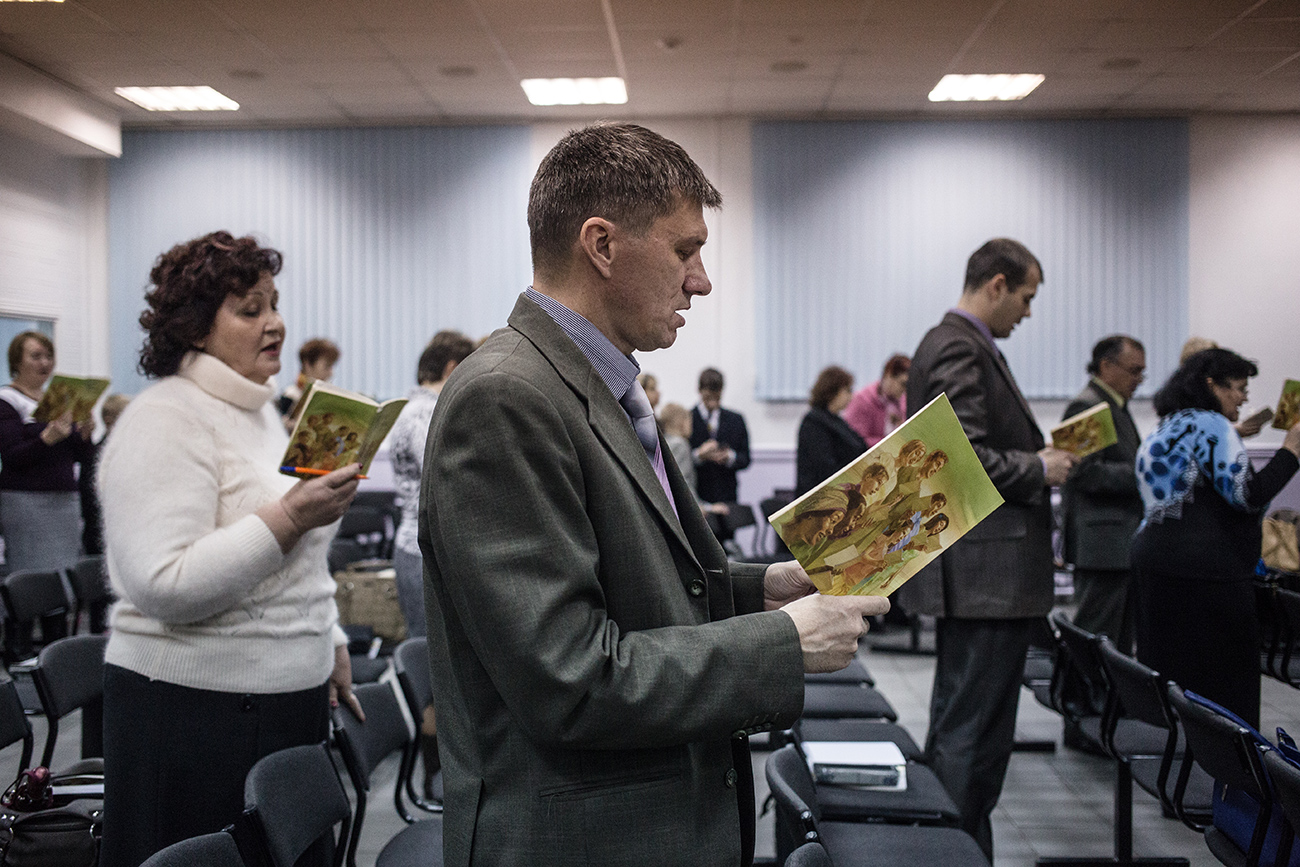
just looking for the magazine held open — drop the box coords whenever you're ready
[769,393,1003,597]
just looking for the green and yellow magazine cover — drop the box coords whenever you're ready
[769,394,1003,597]
[280,382,406,478]
[1273,379,1300,431]
[33,375,110,426]
[1051,402,1117,459]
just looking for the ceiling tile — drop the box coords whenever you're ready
[280,58,414,86]
[1086,18,1237,51]
[1210,18,1300,50]
[1162,47,1298,76]
[0,2,115,36]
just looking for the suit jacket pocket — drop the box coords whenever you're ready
[539,767,682,801]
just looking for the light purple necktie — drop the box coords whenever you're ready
[620,379,677,515]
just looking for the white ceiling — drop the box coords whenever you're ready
[1,0,1298,129]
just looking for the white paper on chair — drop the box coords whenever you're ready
[801,740,907,790]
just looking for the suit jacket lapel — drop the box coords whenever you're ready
[943,312,1039,435]
[507,296,697,561]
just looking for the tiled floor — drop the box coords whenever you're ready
[11,617,1300,866]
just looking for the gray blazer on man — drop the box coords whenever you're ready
[1060,380,1143,572]
[419,295,805,867]
[896,311,1054,619]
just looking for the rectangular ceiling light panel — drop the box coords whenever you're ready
[928,74,1044,102]
[114,86,239,111]
[521,77,627,106]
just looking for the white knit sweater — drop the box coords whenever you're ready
[100,352,343,694]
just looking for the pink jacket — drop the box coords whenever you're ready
[842,380,906,447]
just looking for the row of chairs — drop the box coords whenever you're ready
[767,657,988,866]
[142,636,443,867]
[0,557,112,662]
[1258,575,1300,688]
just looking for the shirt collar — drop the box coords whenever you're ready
[526,287,639,401]
[949,307,997,348]
[1091,376,1127,409]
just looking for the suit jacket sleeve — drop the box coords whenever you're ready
[727,410,751,472]
[923,334,1045,505]
[425,371,803,750]
[1061,395,1139,498]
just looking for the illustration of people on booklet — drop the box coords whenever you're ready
[770,394,1003,597]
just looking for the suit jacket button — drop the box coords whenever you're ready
[725,768,738,788]
[689,580,705,597]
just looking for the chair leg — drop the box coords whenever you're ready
[1035,761,1188,866]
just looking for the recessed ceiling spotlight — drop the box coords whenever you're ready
[787,35,804,46]
[770,60,808,74]
[657,36,682,51]
[114,86,240,111]
[928,73,1044,102]
[520,77,627,106]
[228,69,264,81]
[440,65,476,78]
[1101,57,1140,70]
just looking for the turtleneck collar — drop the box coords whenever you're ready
[178,351,276,412]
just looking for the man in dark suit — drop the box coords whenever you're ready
[690,367,751,505]
[897,238,1077,859]
[419,123,886,867]
[1061,334,1146,651]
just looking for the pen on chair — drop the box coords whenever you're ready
[280,466,368,480]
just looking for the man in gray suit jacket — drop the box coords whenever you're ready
[897,238,1077,859]
[1061,335,1146,651]
[419,123,886,867]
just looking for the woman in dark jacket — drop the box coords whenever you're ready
[796,366,868,496]
[1132,348,1300,727]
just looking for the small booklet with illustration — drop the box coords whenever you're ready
[1273,379,1300,431]
[1050,402,1118,459]
[279,382,406,478]
[33,375,110,425]
[769,393,1004,597]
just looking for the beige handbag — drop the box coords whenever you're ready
[1263,510,1300,573]
[334,560,407,643]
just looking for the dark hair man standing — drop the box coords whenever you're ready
[896,238,1077,860]
[418,123,887,866]
[1061,335,1146,653]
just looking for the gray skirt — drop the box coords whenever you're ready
[0,489,82,573]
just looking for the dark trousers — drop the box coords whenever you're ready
[1135,568,1260,729]
[924,616,1037,861]
[100,664,329,867]
[1072,567,1135,653]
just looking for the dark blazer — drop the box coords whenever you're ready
[419,295,804,867]
[795,406,868,497]
[690,405,751,503]
[1060,380,1143,572]
[896,311,1054,619]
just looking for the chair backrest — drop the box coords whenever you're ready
[31,633,107,767]
[0,678,34,774]
[785,842,833,867]
[766,744,822,863]
[1272,587,1300,681]
[0,570,70,624]
[65,557,111,607]
[1096,637,1173,732]
[1166,684,1271,862]
[138,830,246,867]
[243,742,351,867]
[393,637,431,720]
[330,681,412,867]
[1050,609,1108,718]
[1264,749,1300,860]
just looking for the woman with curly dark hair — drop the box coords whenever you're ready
[1132,347,1300,727]
[97,231,363,867]
[795,365,867,496]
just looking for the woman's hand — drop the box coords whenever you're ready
[330,643,365,721]
[257,464,361,552]
[38,413,74,446]
[1283,421,1300,459]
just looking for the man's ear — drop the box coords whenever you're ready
[578,217,616,278]
[982,272,1008,302]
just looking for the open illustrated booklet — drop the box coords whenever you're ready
[279,381,406,479]
[1275,379,1300,431]
[33,375,110,426]
[1050,402,1118,459]
[769,393,1004,597]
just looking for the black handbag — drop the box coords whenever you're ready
[0,768,100,867]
